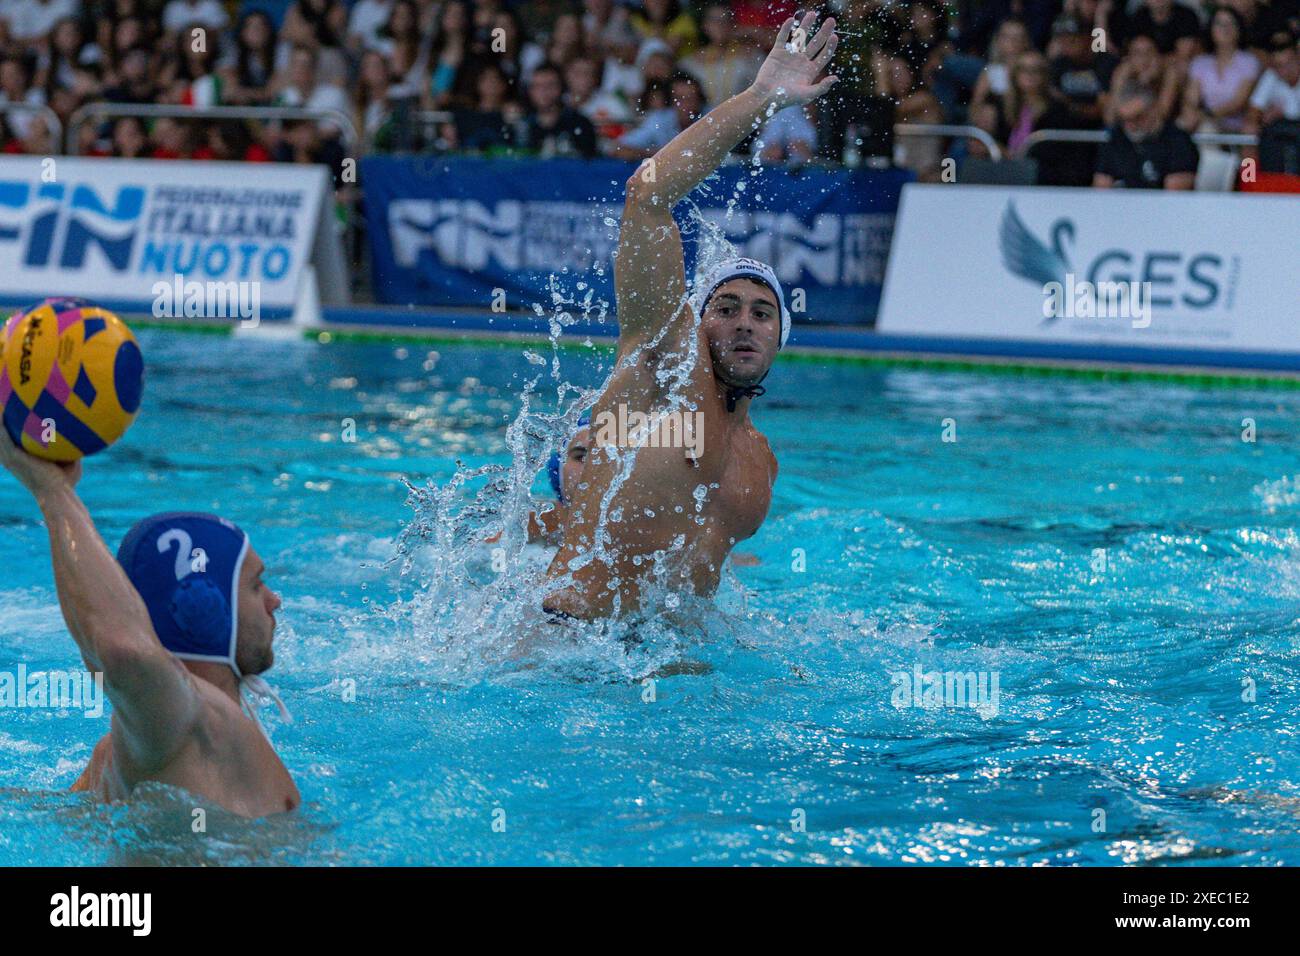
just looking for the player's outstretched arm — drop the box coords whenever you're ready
[0,441,199,772]
[613,12,838,350]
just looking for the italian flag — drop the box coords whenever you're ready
[184,74,222,107]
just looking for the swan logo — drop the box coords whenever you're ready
[998,203,1233,325]
[0,181,143,271]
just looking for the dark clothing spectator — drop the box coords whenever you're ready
[1116,2,1203,54]
[523,106,596,157]
[1095,120,1199,187]
[453,108,516,152]
[1051,55,1116,111]
[961,0,1058,54]
[1020,100,1099,186]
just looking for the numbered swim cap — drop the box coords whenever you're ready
[116,512,248,670]
[116,512,290,729]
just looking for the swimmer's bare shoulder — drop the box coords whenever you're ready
[0,438,298,817]
[72,669,297,815]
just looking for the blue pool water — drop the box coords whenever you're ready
[2,328,1300,865]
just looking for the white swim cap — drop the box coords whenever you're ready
[690,257,792,349]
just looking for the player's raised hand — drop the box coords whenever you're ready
[0,432,81,498]
[751,11,839,110]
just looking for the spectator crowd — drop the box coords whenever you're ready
[0,0,1296,190]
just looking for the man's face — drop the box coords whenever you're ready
[565,60,597,100]
[529,70,563,110]
[1117,93,1155,138]
[701,278,781,388]
[235,547,281,676]
[1274,45,1300,83]
[672,80,702,121]
[561,426,591,501]
[290,51,314,89]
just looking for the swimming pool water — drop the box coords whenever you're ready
[2,328,1299,865]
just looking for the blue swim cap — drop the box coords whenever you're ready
[547,411,591,503]
[116,512,250,675]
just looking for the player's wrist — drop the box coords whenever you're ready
[744,82,787,115]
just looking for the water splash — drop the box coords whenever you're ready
[375,197,752,683]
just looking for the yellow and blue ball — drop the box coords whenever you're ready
[0,298,144,462]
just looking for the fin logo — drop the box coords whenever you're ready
[998,202,1232,320]
[390,198,523,271]
[0,180,145,271]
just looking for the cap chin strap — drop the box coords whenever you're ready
[239,674,293,735]
[723,365,771,413]
[725,383,767,413]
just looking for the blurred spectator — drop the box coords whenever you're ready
[522,60,597,157]
[39,16,101,103]
[159,20,222,105]
[1119,0,1203,58]
[0,55,45,140]
[100,45,155,102]
[486,8,546,87]
[630,0,699,57]
[564,53,632,139]
[1001,49,1097,184]
[274,43,350,143]
[161,0,227,37]
[195,118,271,161]
[1049,16,1113,124]
[355,48,395,143]
[280,0,349,86]
[583,0,638,59]
[347,0,394,53]
[425,0,473,109]
[1095,79,1198,186]
[108,113,147,156]
[1105,32,1181,124]
[753,104,816,165]
[897,0,950,81]
[273,116,345,176]
[378,0,428,99]
[220,11,277,106]
[4,0,81,45]
[545,13,588,69]
[1180,6,1262,131]
[1247,29,1300,125]
[681,4,762,108]
[610,69,704,158]
[971,19,1033,108]
[149,114,194,157]
[874,52,944,176]
[449,60,520,152]
[963,0,1058,53]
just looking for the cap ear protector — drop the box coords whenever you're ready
[546,411,592,503]
[169,575,234,653]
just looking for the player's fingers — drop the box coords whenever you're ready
[809,75,839,99]
[789,10,816,52]
[807,16,837,58]
[812,31,839,69]
[774,17,795,49]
